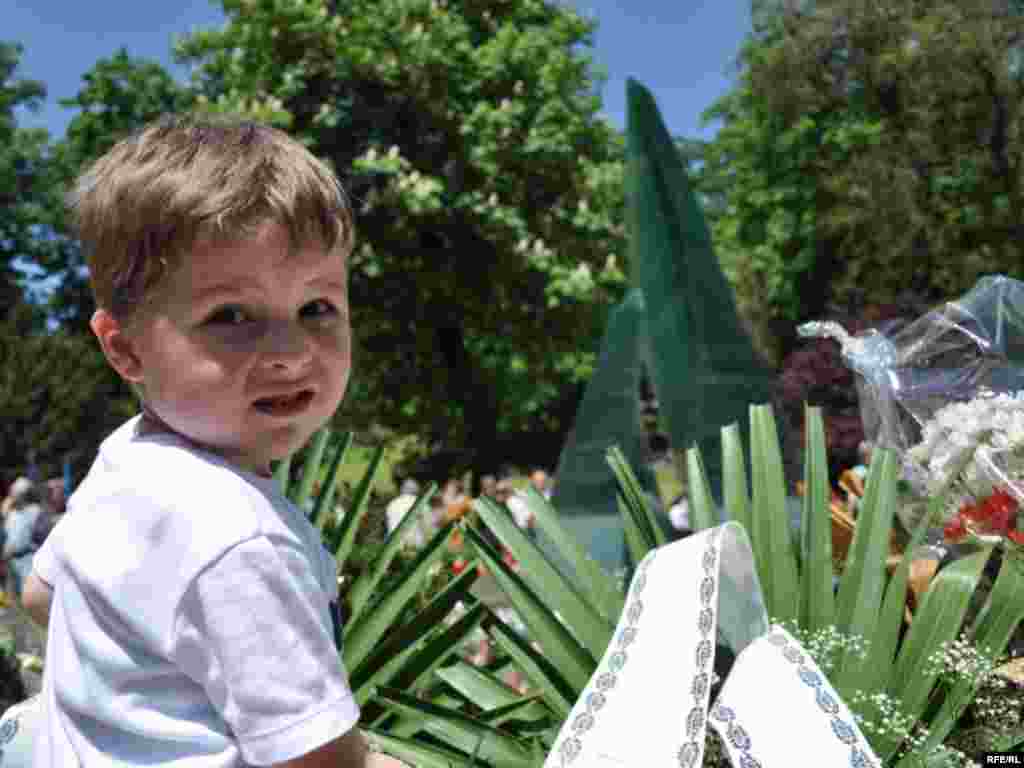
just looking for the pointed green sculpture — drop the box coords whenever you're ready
[625,78,774,503]
[550,79,774,568]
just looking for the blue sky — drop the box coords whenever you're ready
[9,0,751,141]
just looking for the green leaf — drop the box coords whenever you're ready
[857,496,937,703]
[366,601,489,730]
[292,427,330,512]
[349,482,439,621]
[800,406,834,633]
[435,660,524,712]
[313,432,354,532]
[686,444,718,533]
[342,522,457,671]
[606,444,666,550]
[880,550,989,762]
[362,729,475,768]
[472,495,613,661]
[915,547,1024,754]
[462,525,596,694]
[272,454,292,494]
[372,686,534,767]
[832,446,897,660]
[330,442,386,561]
[349,566,479,698]
[749,404,799,625]
[518,485,624,625]
[721,422,751,536]
[486,614,576,722]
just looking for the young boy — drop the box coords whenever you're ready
[21,115,405,767]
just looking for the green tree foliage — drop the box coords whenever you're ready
[166,0,629,480]
[703,0,1024,363]
[44,49,195,334]
[0,42,54,330]
[0,312,137,487]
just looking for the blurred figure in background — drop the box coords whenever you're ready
[45,478,67,519]
[385,479,426,548]
[2,477,49,601]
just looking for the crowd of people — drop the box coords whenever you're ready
[383,468,555,551]
[0,476,66,605]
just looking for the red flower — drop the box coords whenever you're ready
[1008,529,1024,545]
[983,489,1018,533]
[451,559,466,575]
[944,514,968,542]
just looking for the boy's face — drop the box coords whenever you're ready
[92,221,351,477]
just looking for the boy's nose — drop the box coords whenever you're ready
[260,321,314,371]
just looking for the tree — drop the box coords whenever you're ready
[0,313,137,489]
[43,49,195,335]
[704,0,1024,363]
[0,42,53,331]
[166,0,629,483]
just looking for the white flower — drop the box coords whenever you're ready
[907,390,1024,520]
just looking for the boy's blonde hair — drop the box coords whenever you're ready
[68,113,354,324]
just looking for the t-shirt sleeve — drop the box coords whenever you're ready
[170,535,359,766]
[30,513,61,586]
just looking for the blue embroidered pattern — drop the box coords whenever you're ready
[677,528,721,768]
[556,550,657,766]
[770,628,878,768]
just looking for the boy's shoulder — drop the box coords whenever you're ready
[67,417,296,550]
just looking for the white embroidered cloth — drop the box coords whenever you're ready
[545,523,879,768]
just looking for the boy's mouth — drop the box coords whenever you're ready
[253,389,315,417]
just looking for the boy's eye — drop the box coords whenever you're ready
[206,306,248,326]
[301,299,338,319]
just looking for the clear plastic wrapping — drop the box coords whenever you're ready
[799,275,1024,535]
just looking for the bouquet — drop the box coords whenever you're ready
[904,390,1024,547]
[799,275,1024,555]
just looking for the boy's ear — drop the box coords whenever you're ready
[90,309,145,384]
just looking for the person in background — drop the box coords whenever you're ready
[479,474,497,500]
[529,469,552,501]
[385,479,425,548]
[668,493,692,537]
[45,479,67,519]
[2,477,47,601]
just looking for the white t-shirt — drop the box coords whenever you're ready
[32,416,359,767]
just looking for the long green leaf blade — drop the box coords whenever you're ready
[520,485,624,624]
[915,548,1024,754]
[293,427,330,511]
[372,687,533,767]
[314,431,354,531]
[462,525,596,693]
[686,444,717,533]
[473,495,613,660]
[749,404,799,625]
[349,482,439,621]
[486,615,576,721]
[342,522,456,670]
[800,405,834,633]
[606,445,665,549]
[721,422,751,536]
[436,660,523,711]
[349,566,479,695]
[879,550,988,761]
[362,730,473,768]
[331,443,386,561]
